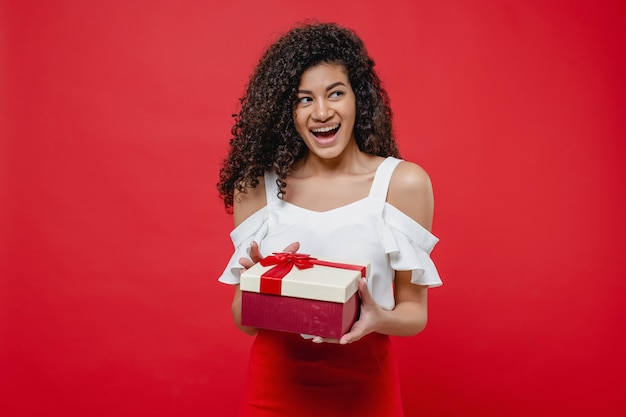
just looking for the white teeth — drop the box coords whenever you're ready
[311,125,339,133]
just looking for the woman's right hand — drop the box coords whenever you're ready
[232,241,300,336]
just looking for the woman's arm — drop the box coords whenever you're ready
[229,181,267,336]
[230,182,301,335]
[231,285,259,336]
[338,161,434,344]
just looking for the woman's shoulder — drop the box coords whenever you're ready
[387,160,434,231]
[233,176,267,227]
[390,160,432,191]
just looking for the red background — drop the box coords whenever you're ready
[1,1,625,416]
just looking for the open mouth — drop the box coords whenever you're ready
[311,124,340,138]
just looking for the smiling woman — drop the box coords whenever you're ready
[294,63,357,159]
[216,21,442,417]
[3,1,622,416]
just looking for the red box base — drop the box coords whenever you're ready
[241,291,359,339]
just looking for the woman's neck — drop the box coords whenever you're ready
[292,142,373,178]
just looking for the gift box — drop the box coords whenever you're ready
[240,252,370,339]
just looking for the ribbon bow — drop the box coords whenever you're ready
[258,252,316,294]
[257,252,366,295]
[260,252,317,269]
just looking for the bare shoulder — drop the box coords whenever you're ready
[233,177,267,227]
[387,161,434,231]
[389,161,432,193]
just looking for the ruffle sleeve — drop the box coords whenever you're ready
[381,203,443,287]
[217,208,269,285]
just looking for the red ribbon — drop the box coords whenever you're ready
[258,252,366,295]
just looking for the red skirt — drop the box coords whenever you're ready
[239,330,404,417]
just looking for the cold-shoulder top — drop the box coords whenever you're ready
[218,157,442,310]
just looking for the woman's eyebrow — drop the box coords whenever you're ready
[297,82,347,94]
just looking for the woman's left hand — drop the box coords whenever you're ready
[310,277,384,345]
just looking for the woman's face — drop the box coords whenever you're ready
[294,63,357,160]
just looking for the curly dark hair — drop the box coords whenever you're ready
[217,21,400,212]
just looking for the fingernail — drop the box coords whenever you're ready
[312,337,323,343]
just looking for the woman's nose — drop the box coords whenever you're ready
[312,101,333,122]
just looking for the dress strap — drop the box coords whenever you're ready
[264,171,280,205]
[368,157,403,201]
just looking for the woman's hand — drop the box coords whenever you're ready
[339,278,385,344]
[232,241,300,336]
[238,241,262,271]
[309,277,385,345]
[311,272,429,344]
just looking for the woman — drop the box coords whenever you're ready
[217,21,442,417]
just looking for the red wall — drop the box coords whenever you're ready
[1,1,625,416]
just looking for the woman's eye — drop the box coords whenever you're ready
[298,97,312,104]
[330,91,344,99]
